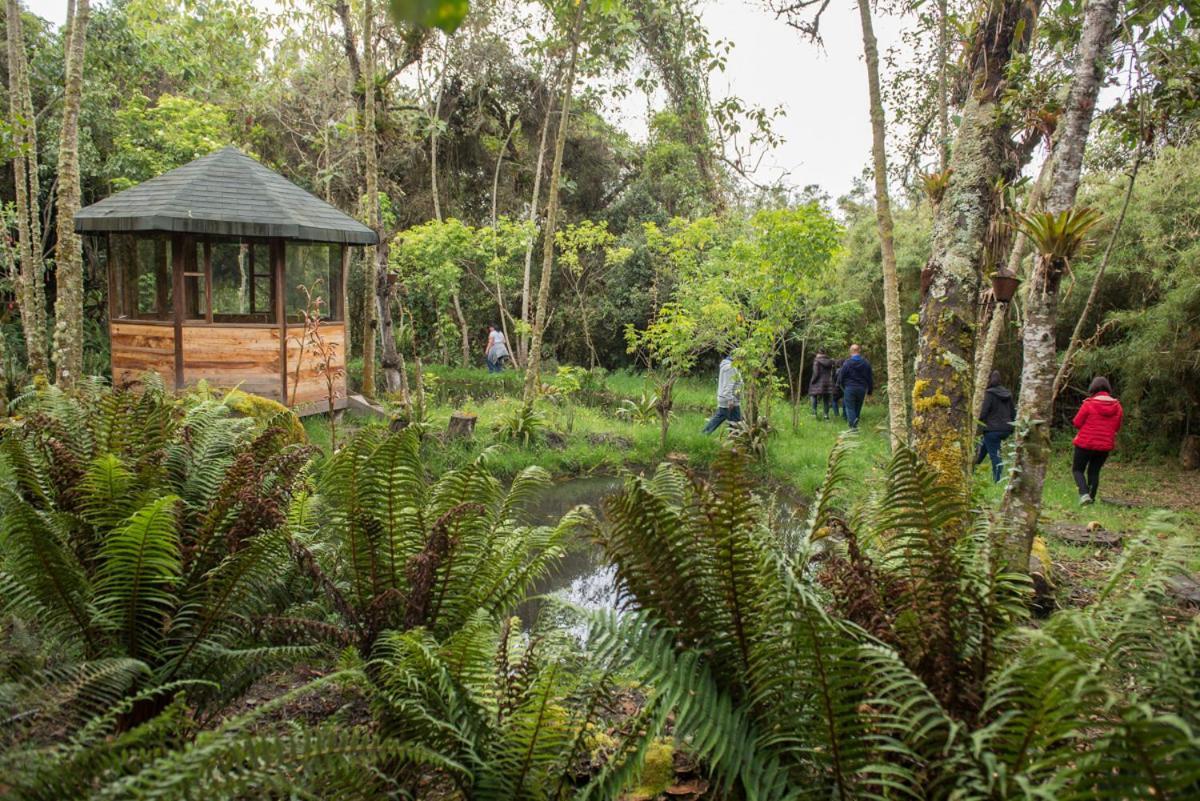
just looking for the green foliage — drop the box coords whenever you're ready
[292,425,584,652]
[615,391,659,425]
[109,93,233,190]
[595,441,1200,797]
[0,380,314,715]
[492,401,550,447]
[1016,206,1104,265]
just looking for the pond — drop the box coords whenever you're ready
[520,475,625,626]
[518,473,813,627]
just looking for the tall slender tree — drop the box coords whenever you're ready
[360,0,380,399]
[523,0,586,404]
[51,0,89,388]
[856,0,908,449]
[5,0,48,374]
[519,94,553,366]
[1001,0,1122,566]
[911,0,1039,485]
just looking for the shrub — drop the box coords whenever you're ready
[0,380,315,720]
[492,402,548,447]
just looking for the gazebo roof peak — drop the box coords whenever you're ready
[75,146,378,245]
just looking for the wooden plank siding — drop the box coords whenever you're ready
[111,323,176,388]
[284,323,348,407]
[180,325,286,401]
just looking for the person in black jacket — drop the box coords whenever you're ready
[808,349,837,419]
[835,344,873,430]
[974,370,1016,482]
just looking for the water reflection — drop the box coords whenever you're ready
[517,474,814,628]
[520,476,624,626]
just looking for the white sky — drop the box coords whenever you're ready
[23,0,910,200]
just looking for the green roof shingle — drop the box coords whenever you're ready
[75,147,378,245]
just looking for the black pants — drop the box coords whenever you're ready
[811,392,833,417]
[1072,445,1109,498]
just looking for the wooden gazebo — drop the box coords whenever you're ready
[76,147,377,415]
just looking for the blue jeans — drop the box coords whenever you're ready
[843,387,866,429]
[975,431,1009,482]
[702,404,742,434]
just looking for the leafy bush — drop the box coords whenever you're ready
[286,425,585,655]
[0,380,314,719]
[594,442,1200,797]
[492,402,549,447]
[615,392,659,425]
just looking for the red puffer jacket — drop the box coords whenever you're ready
[1072,392,1124,451]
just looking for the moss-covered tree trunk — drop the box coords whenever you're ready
[1001,0,1121,566]
[911,0,1038,485]
[857,0,908,450]
[51,0,89,388]
[523,0,585,405]
[5,0,49,375]
[971,154,1054,416]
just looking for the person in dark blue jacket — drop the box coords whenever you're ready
[835,344,873,430]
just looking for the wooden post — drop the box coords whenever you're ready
[172,235,185,389]
[275,239,287,404]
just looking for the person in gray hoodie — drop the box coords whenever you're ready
[702,354,743,434]
[974,370,1016,482]
[808,349,837,419]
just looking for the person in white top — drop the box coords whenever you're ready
[485,325,510,373]
[702,353,743,433]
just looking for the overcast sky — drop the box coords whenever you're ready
[23,0,910,200]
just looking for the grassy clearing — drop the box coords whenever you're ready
[305,366,1198,604]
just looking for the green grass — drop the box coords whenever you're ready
[302,366,1197,603]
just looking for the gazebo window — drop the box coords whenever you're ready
[211,241,274,323]
[110,234,171,321]
[285,243,343,322]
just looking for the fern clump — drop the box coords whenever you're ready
[287,425,587,655]
[0,381,316,725]
[492,401,550,447]
[593,441,1200,798]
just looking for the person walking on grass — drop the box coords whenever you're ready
[832,359,845,419]
[974,370,1015,482]
[1072,376,1124,505]
[702,353,742,434]
[485,325,510,373]
[836,344,873,430]
[808,349,837,420]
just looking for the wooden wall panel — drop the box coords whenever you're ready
[111,323,176,388]
[180,326,283,401]
[285,324,347,407]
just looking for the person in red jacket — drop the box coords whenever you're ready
[1071,376,1124,505]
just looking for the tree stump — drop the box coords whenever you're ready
[446,412,477,440]
[1181,434,1200,470]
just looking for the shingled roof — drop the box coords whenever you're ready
[75,147,378,245]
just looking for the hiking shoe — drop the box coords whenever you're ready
[1079,493,1093,506]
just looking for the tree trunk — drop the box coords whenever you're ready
[1001,0,1121,566]
[912,0,1038,486]
[971,147,1056,415]
[5,0,49,374]
[51,0,89,388]
[360,0,379,399]
[520,98,553,367]
[522,0,585,405]
[1051,149,1140,396]
[451,291,469,368]
[377,256,404,393]
[858,0,909,451]
[936,0,950,170]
